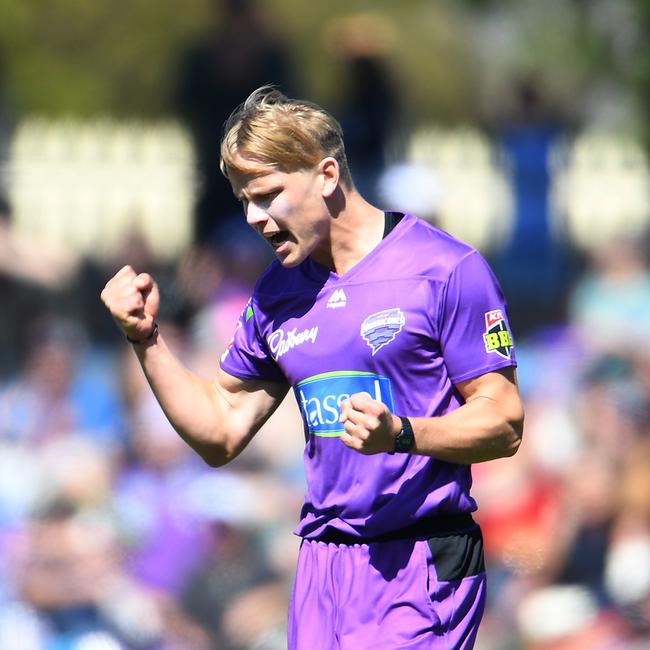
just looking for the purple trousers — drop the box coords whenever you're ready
[288,529,486,649]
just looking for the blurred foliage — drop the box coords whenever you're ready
[0,0,212,117]
[265,0,478,123]
[0,0,647,133]
[633,0,650,149]
[0,0,478,122]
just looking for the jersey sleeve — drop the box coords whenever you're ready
[438,251,517,384]
[219,298,287,383]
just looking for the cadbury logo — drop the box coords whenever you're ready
[268,326,318,360]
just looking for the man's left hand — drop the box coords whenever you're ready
[339,393,400,455]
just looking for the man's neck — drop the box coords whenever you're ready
[313,189,386,276]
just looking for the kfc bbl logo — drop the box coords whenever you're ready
[483,309,514,359]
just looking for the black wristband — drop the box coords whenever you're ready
[126,322,158,345]
[391,416,415,454]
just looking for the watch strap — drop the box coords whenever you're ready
[391,416,415,454]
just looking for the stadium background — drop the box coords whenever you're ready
[1,0,650,648]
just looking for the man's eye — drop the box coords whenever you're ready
[260,190,279,203]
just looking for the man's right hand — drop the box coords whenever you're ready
[100,265,160,343]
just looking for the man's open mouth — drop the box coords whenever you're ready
[267,231,290,248]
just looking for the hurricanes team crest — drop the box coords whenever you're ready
[483,309,514,359]
[361,308,405,355]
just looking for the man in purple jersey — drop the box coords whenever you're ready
[101,87,524,649]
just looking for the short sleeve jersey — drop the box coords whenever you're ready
[220,213,516,539]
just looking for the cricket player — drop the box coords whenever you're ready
[101,86,524,649]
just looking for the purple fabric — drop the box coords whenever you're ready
[117,466,212,595]
[288,538,486,649]
[220,213,516,539]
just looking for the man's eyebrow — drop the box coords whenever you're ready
[247,184,281,199]
[233,185,252,201]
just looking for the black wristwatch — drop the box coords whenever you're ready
[391,416,415,454]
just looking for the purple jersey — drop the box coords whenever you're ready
[220,213,516,539]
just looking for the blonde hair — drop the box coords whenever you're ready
[220,86,352,186]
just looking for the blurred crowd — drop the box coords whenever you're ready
[1,1,650,649]
[4,210,650,650]
[0,220,306,650]
[3,193,650,650]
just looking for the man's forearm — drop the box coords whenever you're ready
[408,396,523,464]
[131,332,235,465]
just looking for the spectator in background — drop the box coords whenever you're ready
[0,317,124,446]
[491,75,571,336]
[182,522,287,650]
[114,386,214,598]
[324,13,403,204]
[568,235,650,354]
[0,45,11,217]
[173,0,294,244]
[607,439,650,638]
[7,498,211,649]
[11,500,123,647]
[0,210,80,377]
[0,51,79,377]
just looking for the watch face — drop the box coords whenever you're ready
[395,433,414,453]
[394,418,415,453]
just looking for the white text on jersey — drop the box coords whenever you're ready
[268,326,319,359]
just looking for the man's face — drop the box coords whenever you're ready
[228,154,335,268]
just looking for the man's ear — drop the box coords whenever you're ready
[319,157,340,198]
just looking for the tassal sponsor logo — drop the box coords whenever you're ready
[295,371,395,437]
[268,326,318,360]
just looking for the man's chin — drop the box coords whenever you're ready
[277,254,302,268]
[272,240,312,268]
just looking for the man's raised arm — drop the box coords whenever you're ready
[100,265,288,466]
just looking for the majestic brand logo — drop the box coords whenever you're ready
[268,326,319,360]
[483,309,514,359]
[295,371,395,437]
[360,308,405,355]
[326,288,347,309]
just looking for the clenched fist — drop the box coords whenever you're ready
[339,393,400,455]
[100,265,159,343]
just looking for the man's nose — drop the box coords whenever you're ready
[245,202,269,229]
